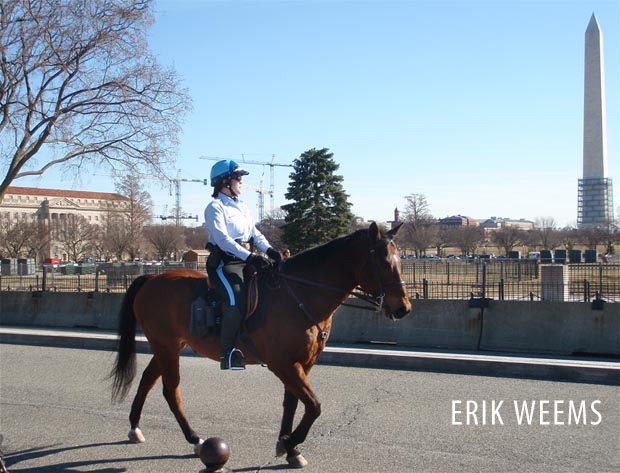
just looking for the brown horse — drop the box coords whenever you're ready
[110,222,411,468]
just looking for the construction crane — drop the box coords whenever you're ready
[95,171,207,226]
[199,155,293,219]
[244,182,272,222]
[159,214,199,223]
[169,170,208,226]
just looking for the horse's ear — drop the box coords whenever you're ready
[369,221,382,243]
[387,222,404,239]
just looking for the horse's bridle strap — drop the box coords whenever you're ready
[278,272,383,311]
[277,236,403,315]
[280,275,329,341]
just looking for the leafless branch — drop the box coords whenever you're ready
[0,0,191,202]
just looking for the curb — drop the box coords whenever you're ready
[1,326,618,386]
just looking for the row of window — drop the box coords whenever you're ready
[1,212,101,222]
[4,195,125,208]
[6,195,99,204]
[1,212,37,221]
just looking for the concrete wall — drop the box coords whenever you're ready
[1,291,619,356]
[328,298,620,356]
[0,291,124,331]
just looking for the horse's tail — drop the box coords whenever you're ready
[110,274,152,403]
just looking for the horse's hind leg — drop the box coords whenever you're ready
[153,343,203,453]
[128,356,161,443]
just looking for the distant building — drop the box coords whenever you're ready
[388,207,401,229]
[1,186,129,261]
[479,217,535,232]
[182,249,209,264]
[352,215,366,226]
[438,215,479,228]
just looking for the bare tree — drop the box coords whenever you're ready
[184,225,209,251]
[0,0,191,202]
[144,223,182,260]
[561,227,578,252]
[403,194,433,230]
[451,226,486,256]
[533,217,563,250]
[491,226,526,255]
[401,194,436,256]
[416,225,439,256]
[579,226,611,251]
[55,214,94,261]
[0,217,36,257]
[24,219,52,262]
[257,208,286,250]
[89,224,107,261]
[432,225,450,257]
[105,218,132,260]
[115,174,152,260]
[101,201,131,260]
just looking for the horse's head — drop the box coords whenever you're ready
[357,222,412,319]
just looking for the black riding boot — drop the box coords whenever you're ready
[220,306,246,370]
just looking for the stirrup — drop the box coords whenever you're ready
[221,348,246,370]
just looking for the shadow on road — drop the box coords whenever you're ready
[4,440,194,472]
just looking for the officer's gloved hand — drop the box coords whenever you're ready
[246,254,273,272]
[266,247,283,266]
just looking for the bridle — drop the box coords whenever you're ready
[276,237,406,340]
[364,239,408,312]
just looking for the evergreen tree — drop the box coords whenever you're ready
[282,148,353,252]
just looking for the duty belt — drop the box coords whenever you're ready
[235,239,252,251]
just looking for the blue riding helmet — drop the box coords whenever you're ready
[210,160,249,186]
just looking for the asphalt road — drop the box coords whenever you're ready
[1,343,619,473]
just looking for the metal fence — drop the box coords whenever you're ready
[1,260,620,303]
[401,260,620,303]
[0,262,201,293]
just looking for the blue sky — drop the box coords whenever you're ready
[18,0,620,227]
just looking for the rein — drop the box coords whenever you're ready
[276,239,406,337]
[277,272,384,310]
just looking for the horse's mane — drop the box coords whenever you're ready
[282,228,368,271]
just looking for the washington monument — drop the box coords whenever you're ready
[578,14,614,227]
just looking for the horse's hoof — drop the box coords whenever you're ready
[275,438,287,457]
[128,428,145,443]
[287,453,308,468]
[193,438,204,456]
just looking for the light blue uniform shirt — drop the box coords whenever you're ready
[204,193,270,260]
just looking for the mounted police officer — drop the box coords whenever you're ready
[204,159,282,370]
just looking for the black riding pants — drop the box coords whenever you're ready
[207,258,247,317]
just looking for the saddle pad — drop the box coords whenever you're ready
[189,278,215,337]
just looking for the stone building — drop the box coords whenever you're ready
[478,217,535,233]
[438,215,479,228]
[1,186,129,261]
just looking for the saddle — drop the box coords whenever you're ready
[189,263,264,338]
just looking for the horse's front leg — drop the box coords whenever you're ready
[274,363,320,468]
[277,389,299,447]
